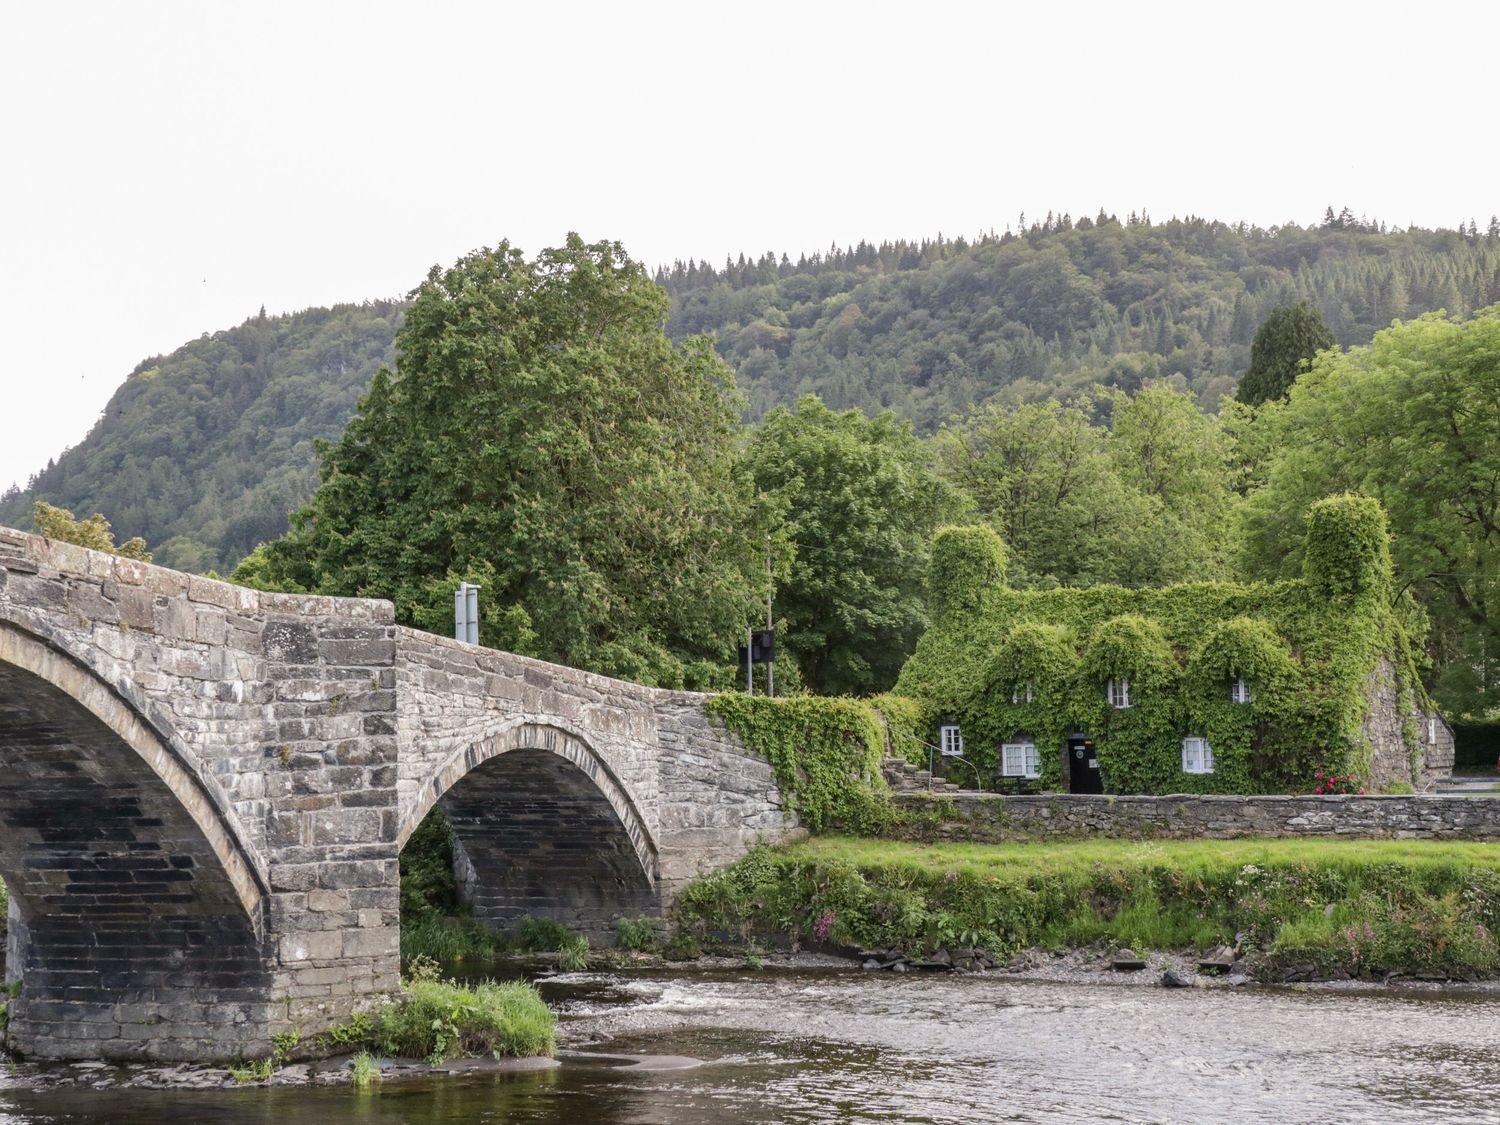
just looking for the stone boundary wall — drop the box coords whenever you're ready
[894,791,1500,842]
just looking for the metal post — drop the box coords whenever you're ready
[765,538,774,699]
[746,626,754,695]
[454,582,481,645]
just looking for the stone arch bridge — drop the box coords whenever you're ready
[0,526,796,1061]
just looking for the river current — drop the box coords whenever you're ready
[2,966,1499,1123]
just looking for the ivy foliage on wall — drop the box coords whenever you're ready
[893,495,1430,794]
[705,694,892,833]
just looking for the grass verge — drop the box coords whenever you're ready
[677,836,1500,980]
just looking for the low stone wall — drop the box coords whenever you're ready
[894,791,1500,842]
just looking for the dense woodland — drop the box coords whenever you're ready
[661,210,1500,428]
[0,303,401,572]
[3,215,1498,720]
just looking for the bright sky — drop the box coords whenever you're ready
[1,0,1495,494]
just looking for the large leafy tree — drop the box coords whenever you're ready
[244,237,765,687]
[933,387,1232,588]
[743,397,960,696]
[1235,302,1337,406]
[1237,308,1500,716]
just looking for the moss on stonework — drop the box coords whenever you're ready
[705,694,892,833]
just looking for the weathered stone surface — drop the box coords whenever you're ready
[895,791,1500,842]
[0,527,798,1061]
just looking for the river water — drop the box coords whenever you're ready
[3,965,1500,1123]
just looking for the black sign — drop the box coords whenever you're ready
[750,629,775,664]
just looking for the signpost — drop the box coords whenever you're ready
[739,627,775,696]
[454,582,480,645]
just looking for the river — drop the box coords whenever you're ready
[2,965,1499,1123]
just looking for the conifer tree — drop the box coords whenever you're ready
[1235,302,1338,406]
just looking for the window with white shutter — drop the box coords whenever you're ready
[1107,678,1131,709]
[1231,678,1252,705]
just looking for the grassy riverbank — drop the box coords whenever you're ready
[677,837,1500,980]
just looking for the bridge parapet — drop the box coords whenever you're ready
[0,525,796,1060]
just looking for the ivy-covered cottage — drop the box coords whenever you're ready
[889,495,1454,795]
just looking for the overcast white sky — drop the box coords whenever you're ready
[1,0,1495,494]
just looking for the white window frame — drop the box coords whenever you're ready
[1182,735,1215,774]
[1012,681,1034,705]
[1107,677,1131,709]
[940,723,964,757]
[1001,741,1040,779]
[1231,678,1252,705]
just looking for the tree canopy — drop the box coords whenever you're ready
[744,396,959,696]
[932,384,1233,588]
[243,237,766,687]
[31,501,151,560]
[1238,307,1500,716]
[1235,302,1338,406]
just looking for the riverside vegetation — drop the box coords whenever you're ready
[677,837,1500,982]
[227,959,554,1084]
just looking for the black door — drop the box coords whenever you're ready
[1068,736,1102,794]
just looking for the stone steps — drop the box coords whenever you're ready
[882,756,962,793]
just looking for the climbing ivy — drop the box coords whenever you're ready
[866,691,936,768]
[705,694,892,833]
[893,496,1432,794]
[927,523,1007,617]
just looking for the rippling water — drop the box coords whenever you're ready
[4,967,1500,1123]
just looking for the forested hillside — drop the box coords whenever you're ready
[659,211,1500,429]
[5,211,1499,576]
[0,302,402,572]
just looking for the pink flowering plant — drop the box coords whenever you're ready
[1311,770,1364,795]
[812,909,837,943]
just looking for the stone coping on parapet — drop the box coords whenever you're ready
[395,624,719,708]
[0,525,393,622]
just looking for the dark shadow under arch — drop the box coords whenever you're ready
[406,726,661,942]
[0,626,271,1060]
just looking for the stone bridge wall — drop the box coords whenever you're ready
[896,791,1500,843]
[0,526,402,1058]
[394,631,796,932]
[0,525,795,1060]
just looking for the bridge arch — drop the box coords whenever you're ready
[0,619,270,1059]
[402,720,659,940]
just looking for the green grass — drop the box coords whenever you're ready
[557,935,589,971]
[400,913,587,965]
[677,836,1500,979]
[400,915,510,963]
[614,916,661,952]
[784,835,1500,875]
[351,1051,382,1090]
[376,979,554,1065]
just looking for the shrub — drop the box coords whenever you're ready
[376,979,554,1064]
[615,917,661,952]
[510,916,574,953]
[557,935,590,971]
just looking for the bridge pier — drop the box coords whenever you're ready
[0,526,795,1060]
